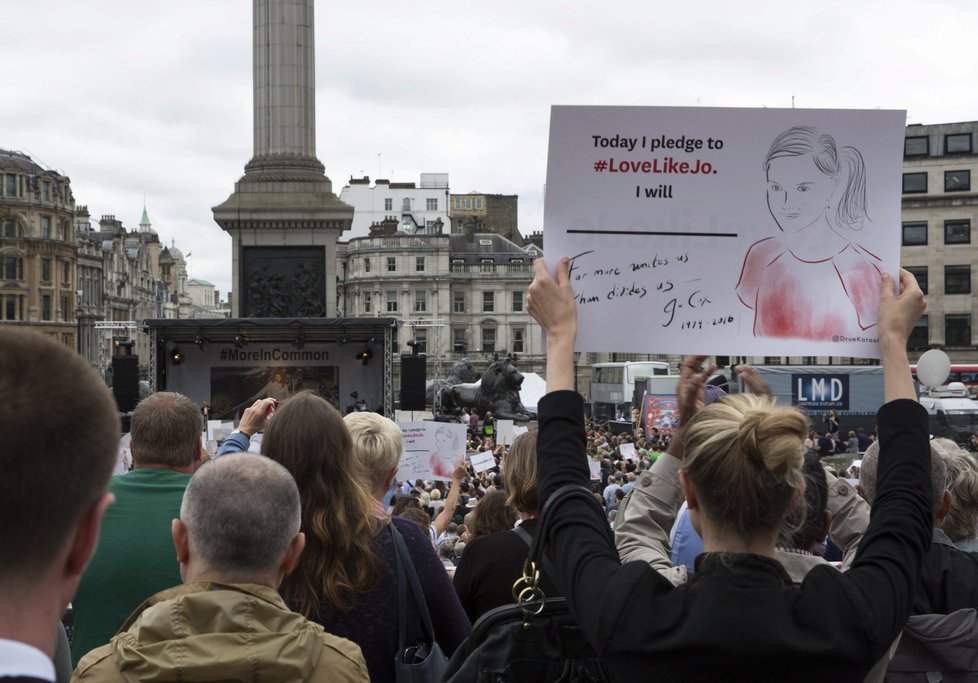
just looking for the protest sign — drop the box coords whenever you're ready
[544,106,906,359]
[619,442,637,461]
[396,421,467,482]
[496,419,515,445]
[642,394,679,437]
[589,461,601,481]
[471,450,497,474]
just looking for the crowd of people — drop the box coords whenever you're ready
[5,263,978,682]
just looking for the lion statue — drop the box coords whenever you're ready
[445,356,532,421]
[426,358,480,407]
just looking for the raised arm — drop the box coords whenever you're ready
[432,464,467,537]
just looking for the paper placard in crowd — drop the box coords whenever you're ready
[470,450,497,474]
[206,420,222,441]
[211,421,234,442]
[115,434,133,476]
[619,443,637,461]
[512,425,529,438]
[396,421,467,482]
[544,105,906,359]
[589,461,601,481]
[496,419,515,445]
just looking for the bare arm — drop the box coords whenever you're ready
[432,465,467,537]
[527,257,576,393]
[878,270,924,403]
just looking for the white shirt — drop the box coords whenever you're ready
[0,637,55,681]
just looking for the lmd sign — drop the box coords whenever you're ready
[791,374,849,411]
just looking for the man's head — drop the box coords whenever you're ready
[861,439,949,522]
[130,392,203,468]
[0,330,119,648]
[344,411,403,498]
[173,453,303,586]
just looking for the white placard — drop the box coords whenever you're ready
[512,425,529,438]
[470,450,497,474]
[248,432,263,454]
[496,419,515,445]
[396,421,468,482]
[619,443,637,461]
[544,106,906,359]
[211,421,234,442]
[115,433,133,476]
[588,461,601,481]
[206,419,222,441]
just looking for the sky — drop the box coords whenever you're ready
[1,0,974,296]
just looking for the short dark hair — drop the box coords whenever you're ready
[130,392,203,467]
[0,330,119,580]
[780,455,829,551]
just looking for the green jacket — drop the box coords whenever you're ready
[72,582,368,683]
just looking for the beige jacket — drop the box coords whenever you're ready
[72,582,368,683]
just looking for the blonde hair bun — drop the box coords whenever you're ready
[737,405,807,477]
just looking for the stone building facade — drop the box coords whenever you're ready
[340,174,452,239]
[449,192,522,245]
[0,149,78,348]
[900,121,978,361]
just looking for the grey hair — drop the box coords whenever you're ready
[181,453,301,575]
[861,439,946,516]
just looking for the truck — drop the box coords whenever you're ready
[919,383,978,446]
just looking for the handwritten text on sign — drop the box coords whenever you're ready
[544,106,906,359]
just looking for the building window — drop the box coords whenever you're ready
[3,219,21,237]
[3,257,22,280]
[416,256,425,272]
[905,266,928,295]
[364,257,371,273]
[945,314,971,347]
[42,295,51,321]
[902,221,927,246]
[945,219,971,244]
[482,291,494,312]
[41,217,51,239]
[4,174,16,197]
[61,295,70,321]
[402,198,412,212]
[512,327,525,353]
[476,198,484,209]
[482,327,496,353]
[945,133,972,154]
[904,136,929,157]
[414,290,427,313]
[363,291,372,313]
[41,259,52,282]
[425,220,438,232]
[384,198,393,211]
[386,291,398,313]
[62,261,70,283]
[453,328,466,353]
[415,329,427,353]
[41,181,50,201]
[387,257,396,272]
[4,295,15,321]
[426,198,437,211]
[945,170,971,192]
[453,291,465,313]
[512,290,523,312]
[464,198,473,210]
[902,172,927,194]
[480,258,495,273]
[451,258,465,273]
[909,315,928,350]
[945,265,971,294]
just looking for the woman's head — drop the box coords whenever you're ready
[261,391,381,617]
[681,393,808,546]
[764,126,867,234]
[504,431,539,515]
[936,442,978,542]
[343,411,402,494]
[469,490,517,538]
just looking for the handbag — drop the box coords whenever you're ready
[443,484,615,682]
[390,522,449,683]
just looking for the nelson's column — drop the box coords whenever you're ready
[213,0,352,317]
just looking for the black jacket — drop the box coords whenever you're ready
[537,392,932,682]
[915,528,978,615]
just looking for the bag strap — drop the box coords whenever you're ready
[513,523,560,585]
[390,521,437,648]
[528,484,613,564]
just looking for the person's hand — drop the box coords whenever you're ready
[878,269,926,347]
[677,355,716,427]
[527,257,576,342]
[735,365,772,396]
[452,464,467,482]
[238,398,276,437]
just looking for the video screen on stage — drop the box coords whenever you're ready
[209,365,339,419]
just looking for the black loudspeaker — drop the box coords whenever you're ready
[112,355,140,413]
[400,355,427,411]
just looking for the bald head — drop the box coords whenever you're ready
[181,454,301,578]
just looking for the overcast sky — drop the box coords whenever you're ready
[1,0,972,295]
